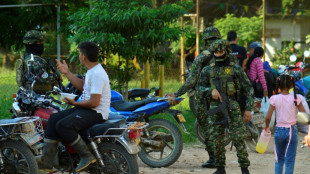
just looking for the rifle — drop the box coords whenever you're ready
[205,92,232,128]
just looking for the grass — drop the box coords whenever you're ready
[0,69,197,143]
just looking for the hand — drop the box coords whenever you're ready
[243,110,252,123]
[63,97,76,105]
[56,59,69,75]
[165,93,176,98]
[211,89,222,102]
[305,134,310,147]
[264,90,268,97]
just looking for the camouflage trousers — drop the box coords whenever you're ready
[209,99,250,168]
[194,93,214,153]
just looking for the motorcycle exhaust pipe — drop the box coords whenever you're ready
[89,139,105,167]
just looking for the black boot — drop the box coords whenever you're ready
[213,167,226,174]
[37,138,58,172]
[201,151,216,168]
[241,167,250,174]
[71,135,96,172]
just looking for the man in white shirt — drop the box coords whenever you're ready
[38,42,111,173]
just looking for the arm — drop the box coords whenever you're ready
[305,126,310,147]
[64,94,101,109]
[56,60,84,91]
[195,66,214,99]
[256,58,267,91]
[175,52,212,97]
[264,104,275,129]
[237,65,254,111]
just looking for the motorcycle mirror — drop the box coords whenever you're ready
[53,86,62,93]
[297,112,310,125]
[289,54,297,62]
[304,50,310,57]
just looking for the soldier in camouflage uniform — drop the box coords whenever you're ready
[166,27,238,168]
[196,39,253,174]
[16,30,61,94]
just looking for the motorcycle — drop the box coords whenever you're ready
[0,116,40,174]
[110,90,187,168]
[11,79,147,174]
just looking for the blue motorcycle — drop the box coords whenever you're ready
[110,90,188,168]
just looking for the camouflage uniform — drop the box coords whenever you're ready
[175,27,238,154]
[196,39,253,170]
[16,30,60,94]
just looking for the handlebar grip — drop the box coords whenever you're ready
[52,98,62,104]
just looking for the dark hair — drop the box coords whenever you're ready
[227,31,237,41]
[276,74,297,106]
[246,46,264,71]
[78,42,99,62]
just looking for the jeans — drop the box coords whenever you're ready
[274,125,298,174]
[45,107,104,144]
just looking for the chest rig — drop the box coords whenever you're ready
[210,62,240,99]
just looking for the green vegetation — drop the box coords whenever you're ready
[214,14,263,47]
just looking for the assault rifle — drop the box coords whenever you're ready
[205,92,233,128]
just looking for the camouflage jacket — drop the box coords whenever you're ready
[174,51,238,97]
[16,53,60,93]
[195,58,254,111]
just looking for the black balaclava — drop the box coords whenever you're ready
[25,44,44,56]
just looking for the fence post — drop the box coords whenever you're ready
[159,65,164,97]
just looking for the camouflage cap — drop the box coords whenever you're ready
[202,26,221,40]
[23,30,45,44]
[210,39,231,53]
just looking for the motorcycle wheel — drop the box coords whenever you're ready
[244,122,260,153]
[0,140,38,174]
[194,119,205,144]
[89,142,139,174]
[189,95,196,115]
[194,119,231,146]
[138,119,183,168]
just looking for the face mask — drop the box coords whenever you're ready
[215,53,226,62]
[25,44,44,56]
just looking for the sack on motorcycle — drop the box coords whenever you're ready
[15,58,25,87]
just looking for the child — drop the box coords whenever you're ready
[264,74,306,174]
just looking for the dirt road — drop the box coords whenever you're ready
[139,132,310,174]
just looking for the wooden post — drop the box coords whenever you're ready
[262,0,266,62]
[196,0,200,56]
[159,65,164,97]
[144,60,150,88]
[180,14,185,83]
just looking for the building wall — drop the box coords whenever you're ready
[265,18,310,65]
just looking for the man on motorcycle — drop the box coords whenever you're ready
[196,39,253,174]
[166,26,237,168]
[39,42,111,173]
[16,30,61,94]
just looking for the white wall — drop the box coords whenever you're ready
[265,18,310,65]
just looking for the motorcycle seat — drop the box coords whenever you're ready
[128,88,150,99]
[111,97,158,111]
[85,118,126,137]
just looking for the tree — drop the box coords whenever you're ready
[0,0,87,65]
[67,0,192,96]
[213,14,263,47]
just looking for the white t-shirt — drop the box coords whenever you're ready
[81,64,111,120]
